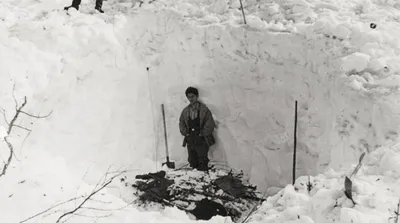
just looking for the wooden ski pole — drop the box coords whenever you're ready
[292,100,298,185]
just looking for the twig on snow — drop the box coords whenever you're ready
[7,96,27,135]
[55,169,128,223]
[12,83,18,110]
[21,169,132,223]
[66,212,113,219]
[0,94,52,178]
[0,96,27,178]
[239,191,268,223]
[0,108,10,126]
[1,138,15,178]
[13,124,32,132]
[19,196,84,223]
[20,110,53,119]
[88,199,113,205]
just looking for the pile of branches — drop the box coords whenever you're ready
[122,168,265,222]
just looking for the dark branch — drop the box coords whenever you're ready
[20,110,53,119]
[14,125,32,132]
[81,200,134,212]
[8,96,27,135]
[19,196,84,223]
[71,213,112,219]
[88,199,112,204]
[12,83,18,110]
[56,170,127,223]
[1,95,52,179]
[0,108,10,126]
[0,138,13,178]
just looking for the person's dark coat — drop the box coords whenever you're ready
[179,102,216,147]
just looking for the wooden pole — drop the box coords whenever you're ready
[292,100,298,185]
[238,0,247,25]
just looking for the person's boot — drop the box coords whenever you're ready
[95,0,104,13]
[64,5,78,11]
[95,7,104,13]
[64,0,80,11]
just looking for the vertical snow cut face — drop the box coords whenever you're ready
[124,11,400,192]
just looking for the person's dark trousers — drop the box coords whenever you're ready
[187,135,209,171]
[186,109,209,171]
[64,0,103,12]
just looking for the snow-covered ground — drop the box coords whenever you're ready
[1,0,400,222]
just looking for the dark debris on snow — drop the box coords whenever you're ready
[122,167,265,222]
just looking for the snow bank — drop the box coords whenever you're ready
[247,144,400,223]
[0,146,230,223]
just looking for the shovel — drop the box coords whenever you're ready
[161,104,175,169]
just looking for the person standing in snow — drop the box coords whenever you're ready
[179,87,216,171]
[64,0,104,13]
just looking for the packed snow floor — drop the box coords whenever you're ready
[1,0,400,222]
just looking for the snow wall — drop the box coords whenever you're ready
[1,2,400,193]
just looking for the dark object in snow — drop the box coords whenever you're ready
[370,23,377,29]
[130,169,263,222]
[214,174,247,198]
[190,199,228,220]
[135,171,166,180]
[306,176,313,194]
[64,0,104,13]
[133,171,173,202]
[135,178,174,202]
[344,176,356,205]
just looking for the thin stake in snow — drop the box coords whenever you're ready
[146,67,158,170]
[389,198,400,223]
[343,152,366,207]
[396,198,400,223]
[292,100,298,185]
[238,0,247,25]
[349,152,366,179]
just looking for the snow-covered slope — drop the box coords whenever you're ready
[249,145,400,223]
[1,0,400,222]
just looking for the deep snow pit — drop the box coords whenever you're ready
[2,0,399,195]
[1,0,400,222]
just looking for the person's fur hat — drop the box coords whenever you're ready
[185,86,199,96]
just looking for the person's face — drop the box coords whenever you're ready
[187,93,198,104]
